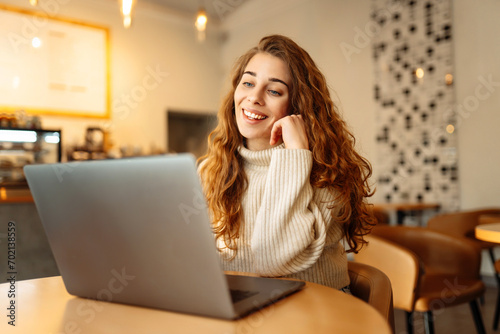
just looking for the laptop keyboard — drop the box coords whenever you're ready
[230,289,258,303]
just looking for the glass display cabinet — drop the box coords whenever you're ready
[0,128,61,188]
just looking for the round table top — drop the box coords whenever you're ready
[475,222,500,243]
[0,275,391,334]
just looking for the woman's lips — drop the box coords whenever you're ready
[243,108,267,120]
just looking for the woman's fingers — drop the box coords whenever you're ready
[269,122,283,146]
[270,115,309,149]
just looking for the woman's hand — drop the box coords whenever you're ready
[269,114,309,150]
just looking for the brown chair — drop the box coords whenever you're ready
[426,208,500,258]
[427,208,500,329]
[348,261,395,333]
[355,225,486,334]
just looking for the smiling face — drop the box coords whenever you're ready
[234,53,292,151]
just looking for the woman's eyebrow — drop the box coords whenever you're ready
[243,71,289,88]
[269,77,289,88]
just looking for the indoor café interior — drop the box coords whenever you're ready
[0,0,499,333]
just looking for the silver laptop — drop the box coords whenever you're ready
[24,154,304,320]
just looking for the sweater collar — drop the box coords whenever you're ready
[238,143,285,166]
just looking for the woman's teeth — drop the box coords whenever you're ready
[244,109,267,120]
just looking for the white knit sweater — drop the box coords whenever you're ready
[219,144,350,289]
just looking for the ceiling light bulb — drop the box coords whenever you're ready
[120,0,136,28]
[195,8,207,32]
[197,14,207,26]
[29,0,38,6]
[122,0,133,16]
[123,16,132,28]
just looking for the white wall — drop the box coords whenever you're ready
[453,0,500,209]
[0,0,224,157]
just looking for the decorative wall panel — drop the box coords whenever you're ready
[372,0,459,212]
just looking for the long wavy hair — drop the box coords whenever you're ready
[198,34,375,254]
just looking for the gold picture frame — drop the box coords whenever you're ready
[0,4,110,118]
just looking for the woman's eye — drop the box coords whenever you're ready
[269,90,281,96]
[242,82,253,88]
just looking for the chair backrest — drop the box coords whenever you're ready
[427,208,500,240]
[348,261,395,333]
[354,234,420,313]
[371,225,482,279]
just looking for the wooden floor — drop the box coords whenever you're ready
[394,286,499,334]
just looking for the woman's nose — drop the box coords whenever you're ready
[247,89,264,105]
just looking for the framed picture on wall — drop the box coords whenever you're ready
[0,4,110,118]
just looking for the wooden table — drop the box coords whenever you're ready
[476,214,500,243]
[0,276,391,334]
[374,202,440,225]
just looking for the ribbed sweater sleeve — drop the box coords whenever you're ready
[249,149,331,276]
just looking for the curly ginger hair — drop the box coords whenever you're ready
[198,35,375,254]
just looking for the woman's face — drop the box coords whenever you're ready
[234,53,291,151]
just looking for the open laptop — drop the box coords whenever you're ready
[24,154,304,320]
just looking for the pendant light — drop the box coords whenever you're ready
[120,0,136,28]
[195,7,207,41]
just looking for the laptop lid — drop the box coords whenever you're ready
[24,154,304,320]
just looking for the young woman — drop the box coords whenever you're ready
[198,35,375,290]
